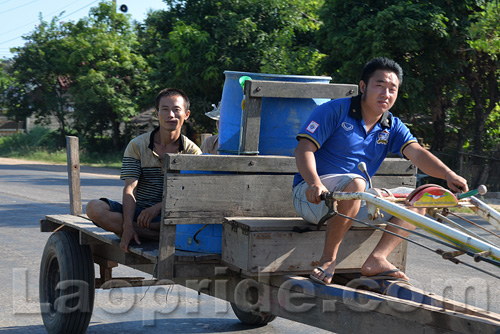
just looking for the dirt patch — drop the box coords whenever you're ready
[0,157,120,179]
[0,157,55,165]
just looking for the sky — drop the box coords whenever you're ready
[0,0,168,59]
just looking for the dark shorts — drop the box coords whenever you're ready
[92,198,161,228]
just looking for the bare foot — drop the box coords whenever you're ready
[310,260,335,284]
[361,256,409,281]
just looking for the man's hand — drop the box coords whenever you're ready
[120,225,141,253]
[445,170,469,193]
[306,183,329,204]
[136,205,160,229]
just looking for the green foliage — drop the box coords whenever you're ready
[66,2,150,148]
[468,2,500,58]
[6,15,73,140]
[0,127,61,154]
[139,0,326,132]
[318,0,500,153]
[4,0,500,159]
[0,127,122,167]
[5,2,150,150]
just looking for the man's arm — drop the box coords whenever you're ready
[120,178,141,252]
[403,142,469,193]
[294,138,327,204]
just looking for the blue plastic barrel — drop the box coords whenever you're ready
[218,71,332,156]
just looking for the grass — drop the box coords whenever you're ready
[0,127,122,169]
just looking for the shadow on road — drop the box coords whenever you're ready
[0,317,263,333]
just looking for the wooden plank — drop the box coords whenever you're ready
[162,173,414,224]
[90,241,155,268]
[66,136,82,215]
[376,157,416,175]
[40,218,68,232]
[260,275,500,334]
[177,272,500,334]
[157,224,176,280]
[173,262,221,278]
[165,154,416,176]
[239,83,263,154]
[221,221,406,275]
[224,217,385,232]
[44,214,158,263]
[165,154,298,173]
[372,175,416,188]
[163,174,298,221]
[246,80,358,99]
[174,250,221,262]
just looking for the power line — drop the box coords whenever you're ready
[1,0,82,37]
[0,0,41,15]
[58,0,100,21]
[0,0,100,48]
[0,0,18,6]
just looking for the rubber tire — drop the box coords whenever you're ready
[230,302,277,326]
[39,231,95,334]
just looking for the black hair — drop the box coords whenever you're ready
[360,57,403,86]
[155,88,190,111]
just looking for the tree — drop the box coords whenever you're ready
[462,2,500,152]
[138,0,326,133]
[6,15,73,144]
[317,0,484,152]
[66,2,150,149]
[0,59,14,114]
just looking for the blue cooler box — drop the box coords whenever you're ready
[175,168,223,253]
[175,224,223,253]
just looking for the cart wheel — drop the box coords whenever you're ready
[230,302,276,326]
[39,231,95,334]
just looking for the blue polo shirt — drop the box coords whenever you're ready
[293,95,417,187]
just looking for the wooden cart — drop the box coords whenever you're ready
[39,80,500,333]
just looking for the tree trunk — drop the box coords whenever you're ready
[430,99,446,151]
[112,120,121,150]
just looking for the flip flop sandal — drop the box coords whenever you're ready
[309,267,333,285]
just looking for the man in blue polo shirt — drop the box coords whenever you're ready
[294,57,468,284]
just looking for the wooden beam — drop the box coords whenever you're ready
[246,80,358,99]
[165,154,297,173]
[157,225,176,280]
[164,154,416,175]
[66,136,82,215]
[215,275,500,334]
[239,81,263,154]
[163,174,298,220]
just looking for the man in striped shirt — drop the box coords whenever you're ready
[86,88,201,252]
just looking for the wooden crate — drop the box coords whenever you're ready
[222,217,407,276]
[158,154,415,280]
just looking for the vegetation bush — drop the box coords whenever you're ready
[0,127,122,168]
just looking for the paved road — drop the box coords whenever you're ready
[0,158,499,333]
[0,158,332,334]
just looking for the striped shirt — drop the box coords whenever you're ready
[120,127,201,208]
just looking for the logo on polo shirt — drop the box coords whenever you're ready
[342,122,353,131]
[306,120,319,134]
[377,129,390,145]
